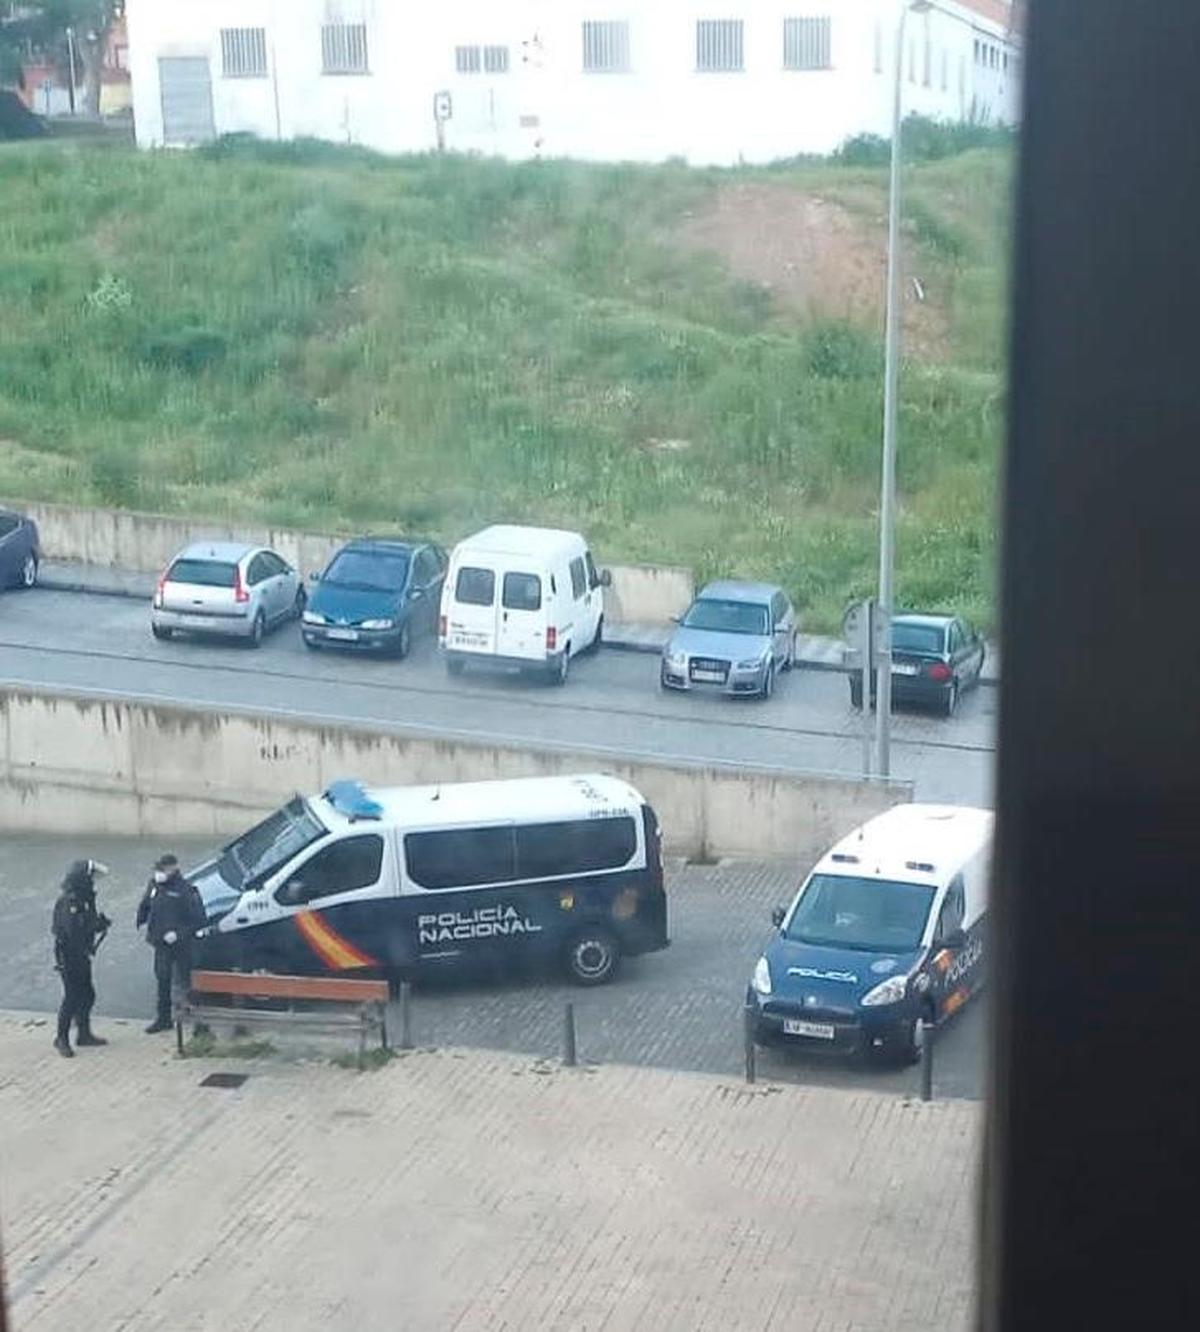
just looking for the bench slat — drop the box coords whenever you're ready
[190,969,389,1004]
[181,1005,381,1031]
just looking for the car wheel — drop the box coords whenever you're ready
[19,554,38,589]
[292,586,307,620]
[758,662,775,701]
[895,1011,933,1066]
[151,623,173,642]
[781,632,795,672]
[446,656,464,678]
[248,611,266,649]
[849,679,863,709]
[564,927,620,986]
[941,680,959,718]
[396,621,411,661]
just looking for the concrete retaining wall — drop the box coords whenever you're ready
[11,499,694,626]
[0,689,909,865]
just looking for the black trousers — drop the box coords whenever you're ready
[154,943,192,1023]
[57,959,95,1042]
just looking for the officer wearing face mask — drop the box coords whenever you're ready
[51,858,112,1058]
[136,853,207,1035]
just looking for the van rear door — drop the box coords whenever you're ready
[445,559,501,655]
[497,568,546,662]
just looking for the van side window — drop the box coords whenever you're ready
[516,817,638,879]
[502,571,541,611]
[455,567,495,606]
[405,826,517,890]
[585,551,600,590]
[276,834,384,905]
[569,557,587,600]
[937,876,966,940]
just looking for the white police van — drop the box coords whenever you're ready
[190,774,668,986]
[747,804,992,1063]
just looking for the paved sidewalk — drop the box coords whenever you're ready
[0,1012,981,1331]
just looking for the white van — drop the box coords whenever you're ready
[748,804,993,1063]
[439,526,611,684]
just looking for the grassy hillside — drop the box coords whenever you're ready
[0,137,1011,631]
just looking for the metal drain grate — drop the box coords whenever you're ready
[200,1072,248,1090]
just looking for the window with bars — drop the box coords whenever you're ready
[873,20,883,75]
[221,27,267,79]
[582,19,631,73]
[696,19,743,72]
[455,45,481,73]
[923,34,931,86]
[783,17,831,71]
[484,45,509,74]
[941,48,948,91]
[321,22,369,75]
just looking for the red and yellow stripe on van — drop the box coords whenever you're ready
[294,910,378,971]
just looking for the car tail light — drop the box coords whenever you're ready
[546,626,558,653]
[234,567,250,604]
[154,570,166,609]
[925,662,953,683]
[439,614,447,639]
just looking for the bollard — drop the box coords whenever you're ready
[743,1005,757,1085]
[920,1018,936,1102]
[563,1001,577,1067]
[399,981,414,1051]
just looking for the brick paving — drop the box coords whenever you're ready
[0,1012,980,1331]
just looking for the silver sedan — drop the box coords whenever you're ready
[660,581,796,700]
[151,541,305,647]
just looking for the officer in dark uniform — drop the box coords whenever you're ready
[51,859,112,1058]
[137,853,207,1034]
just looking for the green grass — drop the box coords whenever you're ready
[0,137,1012,631]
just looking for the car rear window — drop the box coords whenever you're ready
[167,559,238,588]
[502,571,541,611]
[892,623,946,654]
[455,567,495,606]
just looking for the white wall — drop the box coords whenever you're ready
[127,0,1021,165]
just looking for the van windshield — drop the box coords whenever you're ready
[784,874,935,953]
[217,797,327,890]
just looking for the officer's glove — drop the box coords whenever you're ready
[163,929,178,945]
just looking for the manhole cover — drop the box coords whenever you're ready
[201,1072,248,1090]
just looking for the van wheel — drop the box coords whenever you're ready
[151,623,173,642]
[849,679,863,709]
[565,928,620,986]
[550,648,570,686]
[893,1009,933,1066]
[446,656,464,677]
[591,616,604,651]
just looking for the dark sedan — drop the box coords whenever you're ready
[850,612,985,717]
[302,538,447,658]
[0,509,40,590]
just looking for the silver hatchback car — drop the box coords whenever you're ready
[151,542,304,646]
[660,580,796,699]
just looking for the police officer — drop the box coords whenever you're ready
[51,859,112,1058]
[137,854,206,1035]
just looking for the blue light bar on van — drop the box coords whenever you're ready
[324,780,384,822]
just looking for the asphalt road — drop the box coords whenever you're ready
[1,834,985,1100]
[0,587,995,803]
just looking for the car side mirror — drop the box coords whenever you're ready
[771,906,786,929]
[600,568,613,588]
[408,587,423,600]
[308,572,320,584]
[939,927,967,951]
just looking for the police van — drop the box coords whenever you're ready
[190,774,668,986]
[746,804,992,1063]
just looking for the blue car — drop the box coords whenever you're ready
[747,804,992,1064]
[302,538,447,658]
[0,508,40,590]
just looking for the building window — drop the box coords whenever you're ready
[455,45,481,73]
[321,22,369,75]
[696,19,743,72]
[873,20,882,74]
[583,19,631,73]
[941,48,948,91]
[922,34,931,85]
[455,44,510,75]
[908,36,916,82]
[221,27,267,79]
[783,17,831,72]
[484,45,509,74]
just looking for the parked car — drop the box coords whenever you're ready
[302,538,447,658]
[849,612,985,716]
[0,509,40,590]
[151,542,304,646]
[661,581,795,700]
[440,526,610,684]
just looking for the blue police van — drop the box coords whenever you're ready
[746,804,992,1063]
[190,774,668,986]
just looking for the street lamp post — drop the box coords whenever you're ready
[875,0,931,778]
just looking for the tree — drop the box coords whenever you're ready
[0,2,123,116]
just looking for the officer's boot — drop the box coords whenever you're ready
[75,1014,107,1047]
[53,1016,73,1059]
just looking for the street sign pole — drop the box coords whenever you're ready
[861,599,874,779]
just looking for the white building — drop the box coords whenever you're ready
[126,1,1021,166]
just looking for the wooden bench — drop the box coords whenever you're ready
[177,970,390,1063]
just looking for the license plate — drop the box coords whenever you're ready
[326,628,359,642]
[692,669,725,683]
[783,1019,836,1040]
[891,662,919,676]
